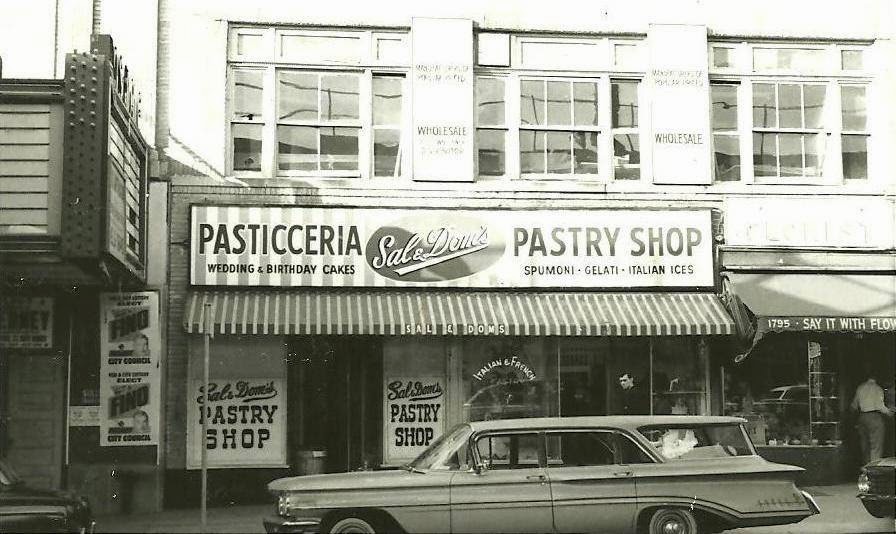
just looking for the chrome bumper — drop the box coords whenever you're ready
[263,516,321,534]
[801,490,821,515]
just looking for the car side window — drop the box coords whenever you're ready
[546,431,619,467]
[613,433,655,464]
[475,433,541,470]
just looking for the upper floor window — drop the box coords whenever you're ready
[228,27,409,179]
[709,42,872,184]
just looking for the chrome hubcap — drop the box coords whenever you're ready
[662,518,685,534]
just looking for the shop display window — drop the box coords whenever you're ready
[651,338,709,416]
[723,336,842,447]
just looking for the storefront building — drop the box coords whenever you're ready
[155,1,896,503]
[720,196,896,484]
[0,35,158,512]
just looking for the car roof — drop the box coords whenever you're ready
[466,415,747,433]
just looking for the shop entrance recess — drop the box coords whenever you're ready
[288,337,383,473]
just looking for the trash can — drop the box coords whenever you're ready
[296,449,327,475]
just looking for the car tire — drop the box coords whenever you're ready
[328,515,379,534]
[863,501,895,519]
[648,508,699,534]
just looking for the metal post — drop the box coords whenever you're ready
[201,303,211,533]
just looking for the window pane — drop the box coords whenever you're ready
[842,135,868,180]
[713,134,740,182]
[753,132,777,177]
[520,130,545,173]
[545,131,571,173]
[612,81,638,128]
[613,134,640,180]
[477,78,505,125]
[520,80,545,126]
[373,76,403,126]
[752,83,776,128]
[573,82,599,127]
[778,84,802,129]
[804,85,826,129]
[786,49,825,71]
[278,71,318,121]
[841,50,863,71]
[841,86,867,131]
[373,129,400,177]
[233,69,264,120]
[320,127,359,170]
[320,74,359,121]
[477,129,505,176]
[476,434,540,469]
[778,133,802,177]
[752,48,777,70]
[546,432,617,467]
[711,85,738,131]
[713,47,733,68]
[804,133,826,177]
[236,33,264,57]
[277,125,317,171]
[547,81,571,126]
[614,44,638,67]
[573,132,598,174]
[232,123,263,171]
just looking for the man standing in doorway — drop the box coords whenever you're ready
[851,372,894,463]
[617,372,649,415]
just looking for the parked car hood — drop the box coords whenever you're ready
[0,483,81,506]
[269,468,449,493]
[864,457,896,469]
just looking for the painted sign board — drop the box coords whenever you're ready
[99,292,160,446]
[384,377,445,465]
[761,316,896,333]
[0,297,53,349]
[411,18,475,182]
[724,197,893,249]
[187,378,287,469]
[190,206,715,288]
[648,24,711,185]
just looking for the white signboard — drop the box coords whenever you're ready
[724,197,894,249]
[99,292,160,446]
[648,24,711,185]
[187,378,287,469]
[0,297,53,349]
[384,377,445,465]
[190,206,715,288]
[411,18,474,182]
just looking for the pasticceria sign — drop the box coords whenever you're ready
[190,206,715,288]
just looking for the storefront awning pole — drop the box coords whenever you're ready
[201,303,210,533]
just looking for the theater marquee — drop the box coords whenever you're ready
[190,206,715,288]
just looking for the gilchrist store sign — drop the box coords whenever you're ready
[99,292,160,446]
[187,378,287,468]
[190,207,714,288]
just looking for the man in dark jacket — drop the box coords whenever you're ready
[617,372,649,415]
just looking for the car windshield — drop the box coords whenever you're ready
[0,460,23,486]
[407,423,473,471]
[638,423,755,461]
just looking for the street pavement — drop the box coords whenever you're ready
[96,484,894,533]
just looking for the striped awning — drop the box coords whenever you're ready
[183,291,734,337]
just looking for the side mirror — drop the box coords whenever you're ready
[474,461,488,475]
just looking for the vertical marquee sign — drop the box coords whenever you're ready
[384,377,446,465]
[187,378,287,468]
[648,24,711,185]
[99,292,160,446]
[411,18,475,182]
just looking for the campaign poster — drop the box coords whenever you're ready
[187,378,287,469]
[99,292,160,446]
[384,377,445,465]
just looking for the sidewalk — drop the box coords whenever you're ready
[96,485,895,533]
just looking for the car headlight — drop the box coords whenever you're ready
[277,493,291,517]
[857,472,870,494]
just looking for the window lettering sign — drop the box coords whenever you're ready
[384,377,445,465]
[187,378,287,469]
[0,297,53,349]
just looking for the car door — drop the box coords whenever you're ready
[450,431,553,533]
[544,430,640,534]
